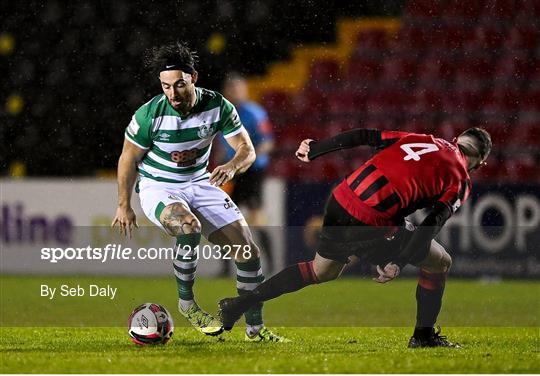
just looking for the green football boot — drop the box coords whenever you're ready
[179,301,224,336]
[245,326,291,343]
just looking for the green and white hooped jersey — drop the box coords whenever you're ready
[125,87,244,183]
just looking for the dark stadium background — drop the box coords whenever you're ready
[1,0,403,175]
[1,0,539,278]
[1,3,539,373]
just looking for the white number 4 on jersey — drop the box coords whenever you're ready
[400,143,439,161]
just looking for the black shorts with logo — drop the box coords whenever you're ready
[317,194,421,265]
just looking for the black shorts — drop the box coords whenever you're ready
[231,169,264,209]
[317,194,418,265]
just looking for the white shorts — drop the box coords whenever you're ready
[138,178,245,238]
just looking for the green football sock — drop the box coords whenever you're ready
[173,233,201,303]
[235,258,265,326]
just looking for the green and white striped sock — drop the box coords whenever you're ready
[173,233,200,311]
[236,258,265,327]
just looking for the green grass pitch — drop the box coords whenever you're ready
[1,276,539,373]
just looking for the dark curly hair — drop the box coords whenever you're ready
[143,42,198,75]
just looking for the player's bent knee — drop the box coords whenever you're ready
[431,247,452,274]
[433,241,452,273]
[441,251,452,273]
[313,258,343,283]
[315,269,340,283]
[160,203,201,236]
[164,217,201,237]
[415,241,452,274]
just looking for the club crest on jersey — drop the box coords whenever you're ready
[197,122,215,139]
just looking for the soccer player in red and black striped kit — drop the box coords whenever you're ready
[219,127,492,348]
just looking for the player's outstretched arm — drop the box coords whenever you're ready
[210,128,255,186]
[112,139,146,238]
[306,128,385,160]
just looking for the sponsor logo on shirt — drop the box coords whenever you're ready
[452,198,461,212]
[231,112,241,127]
[168,194,183,201]
[159,133,171,141]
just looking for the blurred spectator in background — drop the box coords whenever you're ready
[219,72,275,275]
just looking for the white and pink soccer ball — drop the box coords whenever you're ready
[128,303,174,345]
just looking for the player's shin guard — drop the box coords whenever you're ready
[414,268,447,334]
[235,258,265,326]
[173,233,201,302]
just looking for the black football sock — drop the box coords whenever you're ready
[414,268,447,337]
[234,261,320,309]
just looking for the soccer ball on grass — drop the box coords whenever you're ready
[128,303,174,345]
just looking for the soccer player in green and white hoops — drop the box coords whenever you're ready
[112,42,287,342]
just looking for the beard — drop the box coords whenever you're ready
[169,91,194,113]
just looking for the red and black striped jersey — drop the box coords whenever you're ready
[332,131,471,226]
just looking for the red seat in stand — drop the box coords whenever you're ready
[310,59,341,82]
[347,57,381,83]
